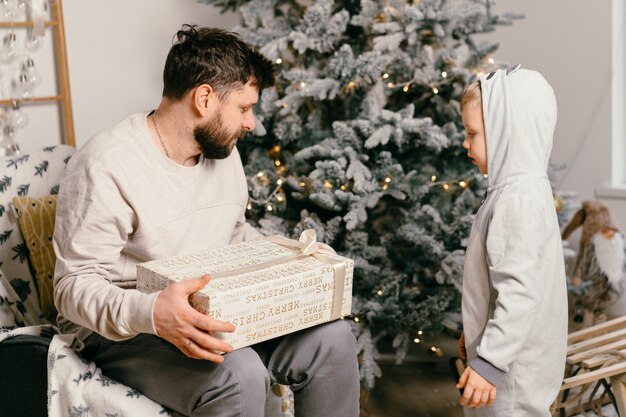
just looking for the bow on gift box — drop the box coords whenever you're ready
[212,229,348,321]
[266,229,336,256]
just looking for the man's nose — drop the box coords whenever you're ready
[243,113,256,132]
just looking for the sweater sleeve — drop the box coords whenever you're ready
[53,156,159,341]
[471,192,548,384]
[230,209,263,243]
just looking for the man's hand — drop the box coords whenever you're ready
[153,274,235,363]
[458,331,467,360]
[457,366,496,408]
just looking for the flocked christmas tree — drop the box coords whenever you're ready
[199,0,520,388]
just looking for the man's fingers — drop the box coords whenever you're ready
[183,339,227,363]
[178,274,212,295]
[193,331,234,354]
[192,313,236,333]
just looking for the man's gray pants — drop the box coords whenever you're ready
[82,320,359,417]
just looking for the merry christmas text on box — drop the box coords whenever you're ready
[136,231,353,349]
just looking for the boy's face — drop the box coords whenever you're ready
[461,103,488,175]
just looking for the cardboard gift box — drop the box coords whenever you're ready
[136,230,354,349]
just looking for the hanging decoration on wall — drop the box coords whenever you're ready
[0,0,48,156]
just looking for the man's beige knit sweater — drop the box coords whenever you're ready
[53,112,261,341]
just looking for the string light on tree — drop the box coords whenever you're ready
[430,346,444,357]
[432,87,439,94]
[275,58,283,64]
[441,71,447,78]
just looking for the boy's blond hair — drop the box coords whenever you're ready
[460,81,482,112]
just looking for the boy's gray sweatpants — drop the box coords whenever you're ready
[81,320,359,417]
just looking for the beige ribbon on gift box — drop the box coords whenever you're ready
[210,229,347,321]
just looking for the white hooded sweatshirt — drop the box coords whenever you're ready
[461,67,568,417]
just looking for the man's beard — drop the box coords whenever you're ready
[194,113,245,160]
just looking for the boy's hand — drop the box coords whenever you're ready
[457,366,496,408]
[458,331,467,360]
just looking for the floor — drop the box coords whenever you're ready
[361,324,620,417]
[364,331,464,417]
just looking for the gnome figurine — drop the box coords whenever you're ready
[562,200,626,327]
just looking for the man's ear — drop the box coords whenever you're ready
[192,84,216,117]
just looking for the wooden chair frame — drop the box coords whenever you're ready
[553,316,626,417]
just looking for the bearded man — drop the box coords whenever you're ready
[53,25,359,417]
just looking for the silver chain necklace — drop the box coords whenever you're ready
[152,110,170,159]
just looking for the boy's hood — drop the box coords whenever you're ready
[479,66,557,190]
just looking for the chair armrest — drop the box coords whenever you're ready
[0,334,51,417]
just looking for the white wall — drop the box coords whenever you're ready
[5,0,625,229]
[481,0,626,230]
[4,0,238,152]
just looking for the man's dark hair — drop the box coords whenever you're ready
[162,25,275,101]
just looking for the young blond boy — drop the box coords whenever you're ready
[456,66,568,416]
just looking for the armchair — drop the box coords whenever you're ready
[0,145,291,417]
